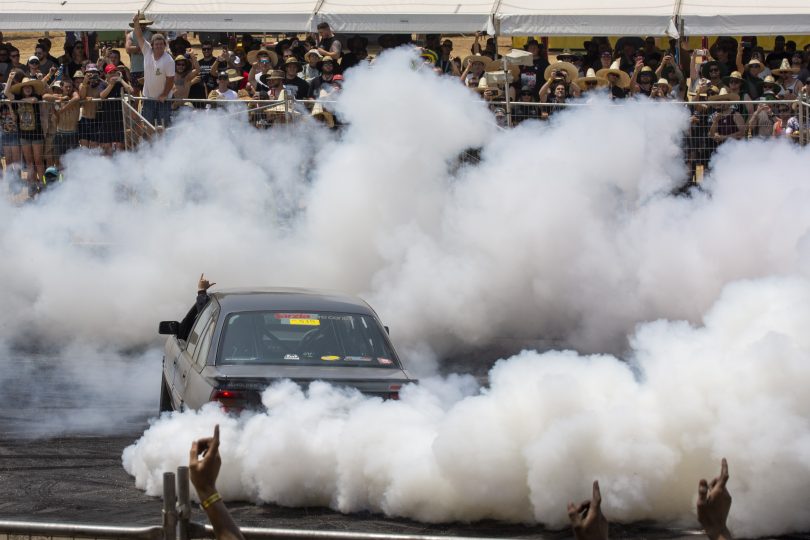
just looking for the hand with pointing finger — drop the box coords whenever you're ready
[189,424,221,500]
[568,480,609,540]
[697,458,732,540]
[198,273,216,292]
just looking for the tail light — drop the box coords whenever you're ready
[386,384,401,400]
[210,389,246,412]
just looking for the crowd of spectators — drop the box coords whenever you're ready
[0,22,809,195]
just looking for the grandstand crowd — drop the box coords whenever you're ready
[0,19,809,194]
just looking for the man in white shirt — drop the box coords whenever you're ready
[132,11,175,127]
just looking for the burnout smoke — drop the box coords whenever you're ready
[124,276,810,537]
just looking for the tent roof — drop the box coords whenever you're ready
[679,0,810,35]
[0,0,145,31]
[142,0,317,32]
[494,0,677,36]
[312,0,492,33]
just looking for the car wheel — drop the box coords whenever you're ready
[159,374,174,413]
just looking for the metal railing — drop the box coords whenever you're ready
[0,467,514,540]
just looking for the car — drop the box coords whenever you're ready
[158,288,414,412]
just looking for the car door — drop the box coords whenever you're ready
[184,312,219,409]
[172,301,217,408]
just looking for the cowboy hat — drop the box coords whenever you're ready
[317,56,336,70]
[761,74,783,93]
[246,48,279,67]
[266,69,285,81]
[708,87,740,101]
[129,16,154,27]
[218,68,243,83]
[772,58,798,76]
[721,71,744,87]
[636,66,656,82]
[544,61,578,82]
[745,58,764,70]
[575,68,608,88]
[556,49,582,62]
[72,70,85,79]
[654,78,672,91]
[283,56,303,73]
[462,54,495,70]
[9,77,48,95]
[304,49,322,63]
[174,54,189,63]
[596,60,631,89]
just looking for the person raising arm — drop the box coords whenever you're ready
[189,425,245,540]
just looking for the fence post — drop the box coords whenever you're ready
[176,467,191,540]
[163,471,177,540]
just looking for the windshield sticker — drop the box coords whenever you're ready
[344,356,372,362]
[284,354,300,361]
[288,318,320,326]
[321,355,341,361]
[378,358,393,365]
[275,313,316,319]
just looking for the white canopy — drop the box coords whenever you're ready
[312,0,492,33]
[2,0,810,36]
[142,0,317,32]
[679,0,810,35]
[0,0,145,31]
[494,0,679,37]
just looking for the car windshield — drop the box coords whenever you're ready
[217,311,399,368]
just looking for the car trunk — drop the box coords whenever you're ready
[203,364,412,408]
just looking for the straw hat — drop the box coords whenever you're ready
[72,70,85,80]
[575,68,608,88]
[246,48,279,67]
[708,87,739,101]
[462,54,494,70]
[544,61,579,82]
[654,78,672,91]
[772,58,798,76]
[266,69,285,81]
[721,71,744,87]
[284,56,303,73]
[218,69,243,83]
[762,74,783,94]
[596,60,631,89]
[304,49,322,63]
[745,58,764,69]
[9,77,48,95]
[636,66,656,82]
[556,49,582,62]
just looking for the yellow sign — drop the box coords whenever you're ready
[290,319,320,326]
[321,355,340,361]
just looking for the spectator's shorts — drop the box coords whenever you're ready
[3,131,20,147]
[19,136,44,146]
[141,99,173,128]
[79,117,100,142]
[54,130,80,156]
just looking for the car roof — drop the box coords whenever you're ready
[210,287,377,316]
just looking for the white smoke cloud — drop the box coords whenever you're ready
[123,275,810,537]
[2,47,810,534]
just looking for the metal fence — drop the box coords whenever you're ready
[2,94,808,193]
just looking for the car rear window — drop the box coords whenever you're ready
[217,311,399,368]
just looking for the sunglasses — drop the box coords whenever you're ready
[202,47,213,51]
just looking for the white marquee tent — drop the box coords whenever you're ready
[1,0,810,36]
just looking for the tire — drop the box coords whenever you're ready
[159,374,174,413]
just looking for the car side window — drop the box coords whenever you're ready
[193,317,217,371]
[186,301,216,357]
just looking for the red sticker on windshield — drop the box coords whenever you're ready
[378,358,393,365]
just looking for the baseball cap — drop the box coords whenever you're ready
[104,64,119,74]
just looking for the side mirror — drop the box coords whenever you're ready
[159,321,180,335]
[384,326,390,335]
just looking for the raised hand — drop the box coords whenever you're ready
[568,480,609,540]
[697,458,732,540]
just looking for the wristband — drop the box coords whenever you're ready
[200,492,222,509]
